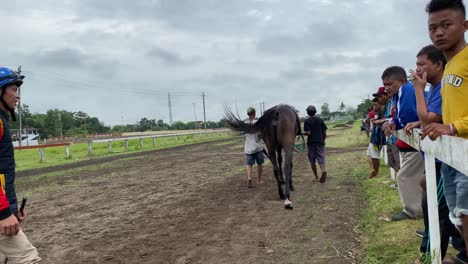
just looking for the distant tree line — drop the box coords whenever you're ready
[8,105,227,139]
[307,100,373,121]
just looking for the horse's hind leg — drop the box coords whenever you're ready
[277,147,284,184]
[283,146,294,209]
[289,161,294,191]
[269,149,285,200]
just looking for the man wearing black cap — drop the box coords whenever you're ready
[373,87,401,175]
[303,105,328,183]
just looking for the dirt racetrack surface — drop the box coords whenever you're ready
[18,138,365,264]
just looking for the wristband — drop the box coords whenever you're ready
[449,123,455,135]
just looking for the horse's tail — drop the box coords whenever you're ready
[296,114,302,136]
[224,107,274,135]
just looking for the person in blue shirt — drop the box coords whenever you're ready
[373,87,400,174]
[382,66,425,221]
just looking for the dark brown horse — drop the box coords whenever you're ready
[225,104,301,209]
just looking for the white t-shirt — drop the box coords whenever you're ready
[244,118,264,154]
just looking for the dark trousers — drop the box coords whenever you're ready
[420,162,466,259]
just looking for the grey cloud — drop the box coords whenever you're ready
[20,48,121,81]
[257,21,357,54]
[73,0,265,34]
[146,46,200,66]
[31,48,87,68]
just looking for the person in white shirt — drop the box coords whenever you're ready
[244,107,264,188]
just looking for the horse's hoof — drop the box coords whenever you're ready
[290,186,295,191]
[284,199,293,209]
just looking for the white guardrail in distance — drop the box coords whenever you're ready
[87,129,231,155]
[395,129,468,264]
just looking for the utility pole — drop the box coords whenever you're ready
[193,103,198,129]
[259,102,262,115]
[168,92,173,126]
[17,66,22,147]
[202,92,207,132]
[121,112,124,134]
[58,113,63,140]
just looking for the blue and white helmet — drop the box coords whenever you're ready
[0,67,24,88]
[0,67,24,121]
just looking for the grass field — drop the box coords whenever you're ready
[15,132,233,171]
[325,120,432,263]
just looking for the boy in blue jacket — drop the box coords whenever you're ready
[382,66,425,221]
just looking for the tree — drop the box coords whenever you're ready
[217,118,227,128]
[345,106,358,119]
[320,103,331,120]
[356,99,373,117]
[338,102,346,113]
[136,118,156,132]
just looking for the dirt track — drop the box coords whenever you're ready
[17,138,366,264]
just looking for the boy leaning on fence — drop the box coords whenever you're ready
[366,97,384,178]
[0,67,41,263]
[374,86,401,175]
[382,66,425,221]
[420,0,468,263]
[406,44,466,262]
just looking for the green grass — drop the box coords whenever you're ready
[326,121,425,263]
[326,120,369,148]
[15,132,233,171]
[360,165,424,263]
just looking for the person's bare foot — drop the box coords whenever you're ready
[247,179,253,188]
[369,170,377,178]
[319,171,327,183]
[257,178,264,184]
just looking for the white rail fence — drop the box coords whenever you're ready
[382,130,468,264]
[88,130,231,155]
[16,130,231,162]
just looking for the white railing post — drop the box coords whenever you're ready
[139,138,143,148]
[38,148,44,162]
[425,154,441,264]
[390,168,396,180]
[108,142,112,153]
[65,145,70,159]
[152,137,156,146]
[88,140,92,156]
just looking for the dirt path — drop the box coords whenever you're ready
[18,138,365,264]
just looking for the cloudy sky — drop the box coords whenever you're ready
[2,0,464,126]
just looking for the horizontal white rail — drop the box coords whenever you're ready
[396,130,468,175]
[90,129,230,144]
